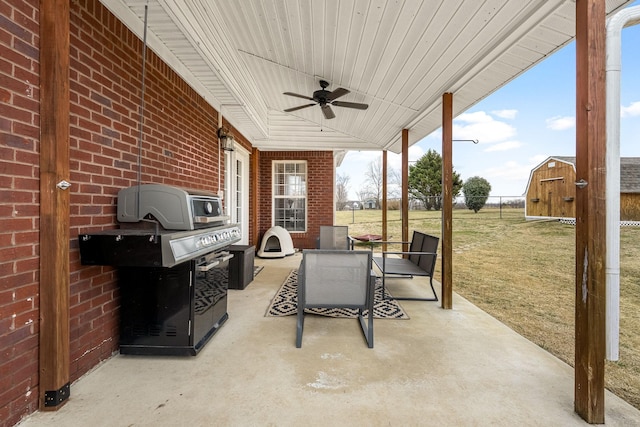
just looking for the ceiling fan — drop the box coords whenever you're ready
[283,80,368,119]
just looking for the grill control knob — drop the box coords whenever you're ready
[204,201,213,214]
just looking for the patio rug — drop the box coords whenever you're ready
[265,270,409,319]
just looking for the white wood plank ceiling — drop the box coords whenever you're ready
[102,0,633,153]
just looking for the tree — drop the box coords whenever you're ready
[356,187,375,207]
[408,149,462,210]
[463,176,492,213]
[363,157,383,208]
[336,173,350,210]
[388,167,402,199]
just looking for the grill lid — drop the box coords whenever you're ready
[117,184,227,230]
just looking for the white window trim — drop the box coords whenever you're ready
[272,160,307,233]
[224,146,250,244]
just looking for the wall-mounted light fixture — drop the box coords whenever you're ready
[217,127,235,151]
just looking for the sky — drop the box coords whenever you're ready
[337,7,640,199]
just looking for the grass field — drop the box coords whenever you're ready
[336,207,640,410]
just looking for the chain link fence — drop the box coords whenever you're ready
[378,196,526,220]
[453,195,525,219]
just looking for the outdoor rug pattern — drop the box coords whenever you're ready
[265,270,409,319]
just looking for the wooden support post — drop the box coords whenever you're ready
[401,130,409,253]
[382,150,388,250]
[441,93,453,310]
[39,0,71,410]
[574,0,606,423]
[251,147,260,246]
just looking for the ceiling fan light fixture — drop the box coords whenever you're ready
[283,80,368,119]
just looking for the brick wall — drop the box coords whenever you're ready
[67,0,224,380]
[1,0,230,424]
[0,0,41,425]
[258,151,335,250]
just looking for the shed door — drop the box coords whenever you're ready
[541,178,565,218]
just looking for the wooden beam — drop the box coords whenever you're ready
[441,93,453,309]
[401,130,409,253]
[574,0,606,423]
[382,150,388,250]
[39,0,70,410]
[251,147,260,246]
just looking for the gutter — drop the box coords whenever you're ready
[605,5,640,361]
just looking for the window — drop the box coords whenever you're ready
[273,161,307,232]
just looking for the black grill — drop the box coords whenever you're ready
[78,184,241,356]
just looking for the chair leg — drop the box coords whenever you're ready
[382,275,439,302]
[428,277,439,302]
[358,309,374,348]
[366,308,373,348]
[296,309,304,348]
[381,273,390,301]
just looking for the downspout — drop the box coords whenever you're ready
[605,5,640,361]
[218,109,223,197]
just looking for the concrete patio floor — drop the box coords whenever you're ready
[19,252,640,426]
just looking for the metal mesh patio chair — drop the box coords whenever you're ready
[372,231,439,302]
[296,249,374,348]
[317,225,354,250]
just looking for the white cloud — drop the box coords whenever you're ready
[480,155,548,196]
[529,154,549,166]
[386,151,403,171]
[621,101,640,118]
[457,111,494,123]
[338,149,430,198]
[408,145,425,161]
[340,150,381,166]
[385,145,424,171]
[483,140,524,152]
[336,151,382,198]
[492,109,518,119]
[546,116,575,130]
[453,111,517,143]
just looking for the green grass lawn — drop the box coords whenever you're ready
[336,207,640,410]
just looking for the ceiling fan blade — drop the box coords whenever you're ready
[284,103,315,112]
[331,100,369,110]
[326,87,350,101]
[321,104,335,119]
[283,92,315,101]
